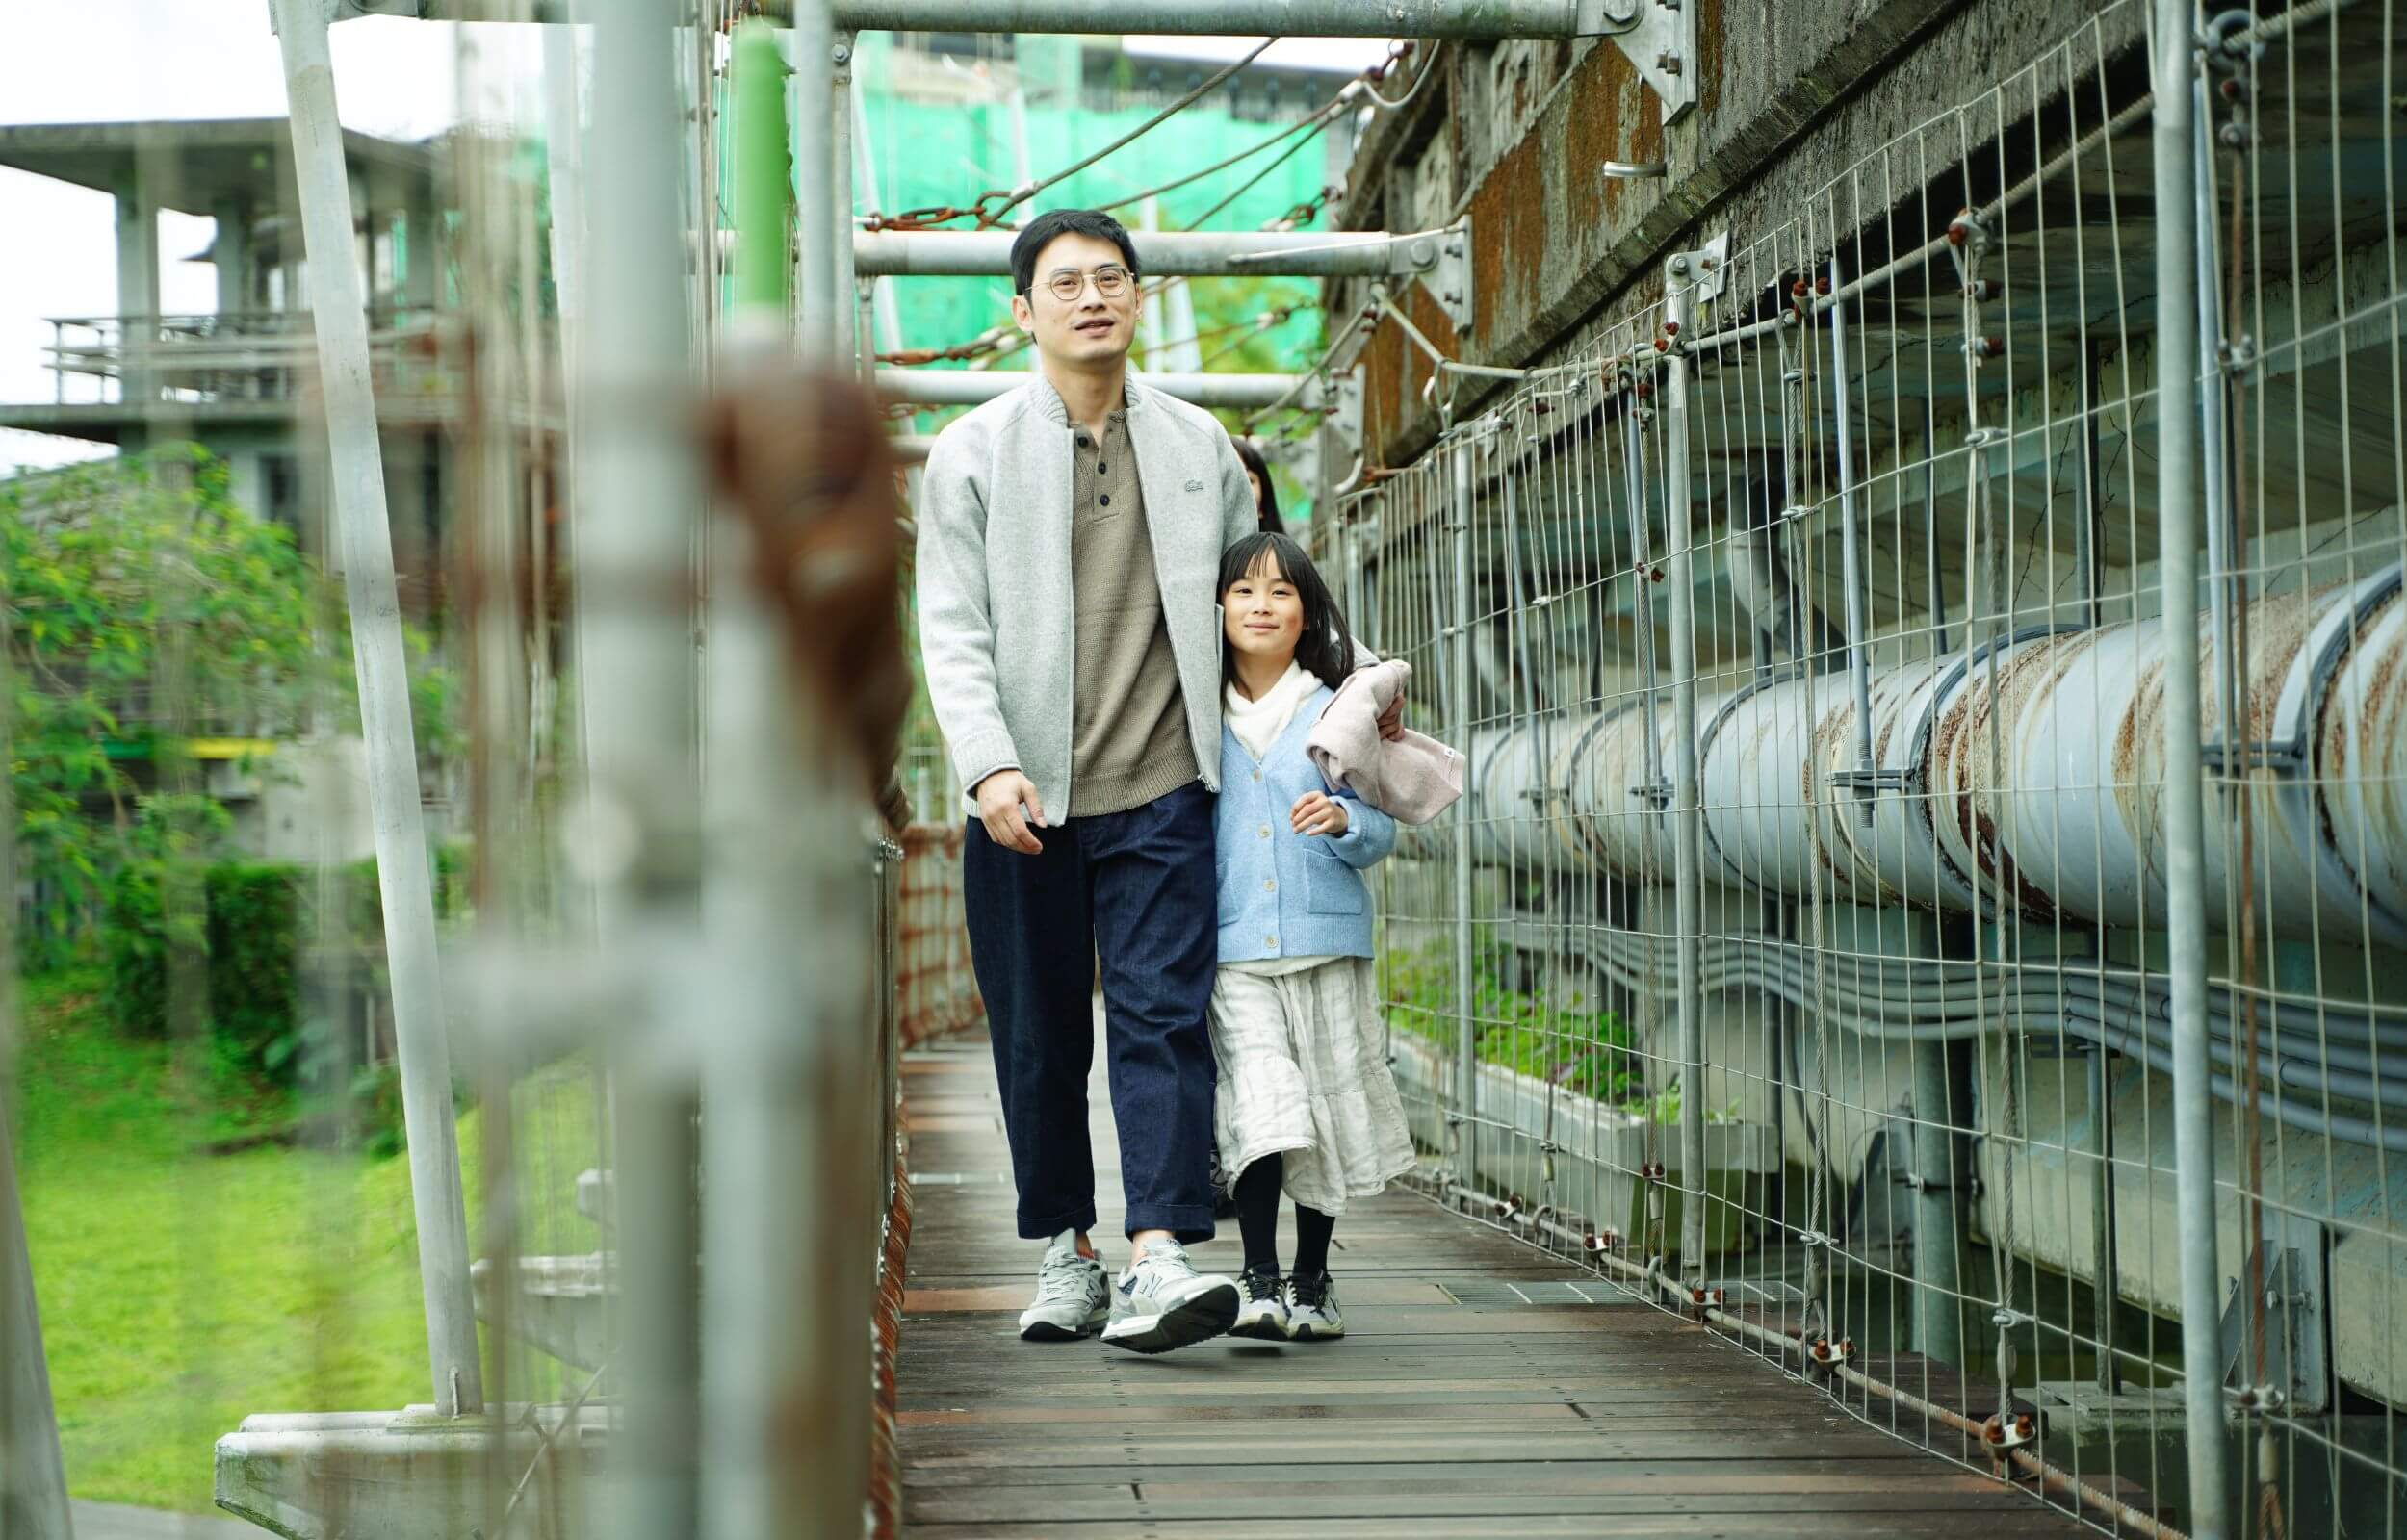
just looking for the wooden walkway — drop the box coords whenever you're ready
[895,1031,2099,1539]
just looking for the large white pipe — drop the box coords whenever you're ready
[879,369,1312,410]
[1462,566,2407,949]
[854,228,1441,279]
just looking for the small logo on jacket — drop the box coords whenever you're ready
[1184,478,1204,492]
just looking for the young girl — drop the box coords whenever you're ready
[1210,532,1418,1342]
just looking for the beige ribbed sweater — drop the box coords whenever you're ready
[1067,408,1197,815]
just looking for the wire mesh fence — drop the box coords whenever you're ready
[1339,3,2407,1533]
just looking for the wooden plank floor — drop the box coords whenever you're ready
[896,1030,2096,1539]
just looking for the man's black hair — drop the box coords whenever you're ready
[1010,208,1143,297]
[1218,532,1355,694]
[1230,437,1285,536]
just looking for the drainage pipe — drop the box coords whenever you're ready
[1826,258,1877,817]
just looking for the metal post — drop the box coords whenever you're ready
[1911,1037,1965,1367]
[586,0,705,1532]
[268,0,482,1420]
[1,1106,71,1540]
[1827,257,1876,811]
[1665,258,1708,1279]
[2192,73,2239,759]
[831,30,858,369]
[2152,6,2233,1534]
[790,0,837,356]
[2088,1042,2120,1392]
[1448,441,1478,1186]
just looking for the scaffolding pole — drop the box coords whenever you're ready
[393,0,1618,38]
[268,0,482,1421]
[878,368,1310,409]
[2151,3,2233,1534]
[854,227,1452,279]
[1665,258,1707,1279]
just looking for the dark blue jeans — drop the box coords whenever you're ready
[962,780,1218,1243]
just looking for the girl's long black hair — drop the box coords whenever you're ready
[1219,532,1355,694]
[1230,437,1285,535]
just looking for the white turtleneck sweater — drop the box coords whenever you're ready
[1224,660,1321,761]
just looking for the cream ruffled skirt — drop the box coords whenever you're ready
[1207,956,1418,1216]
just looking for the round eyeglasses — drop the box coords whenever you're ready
[1041,266,1132,303]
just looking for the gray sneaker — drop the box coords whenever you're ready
[1284,1270,1344,1340]
[1018,1233,1109,1342]
[1100,1239,1239,1354]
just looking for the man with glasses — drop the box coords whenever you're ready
[917,208,1254,1352]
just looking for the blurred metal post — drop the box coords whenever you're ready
[1,618,71,1540]
[268,0,483,1420]
[1664,257,1707,1279]
[0,1111,73,1540]
[790,0,837,354]
[831,30,859,371]
[1448,442,1477,1183]
[2151,5,2232,1534]
[585,0,706,1533]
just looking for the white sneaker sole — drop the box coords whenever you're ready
[1019,1303,1108,1342]
[1229,1303,1290,1342]
[1286,1316,1343,1341]
[1100,1280,1240,1354]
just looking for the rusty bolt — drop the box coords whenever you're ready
[1634,380,1653,400]
[1662,320,1680,336]
[2220,77,2245,101]
[1397,38,1416,55]
[1946,209,1976,246]
[1654,336,1670,352]
[1533,400,1553,415]
[1791,279,1808,297]
[1814,276,1830,296]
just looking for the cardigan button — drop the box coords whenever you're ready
[1259,825,1271,838]
[1263,936,1278,948]
[1252,769,1261,782]
[1264,879,1276,892]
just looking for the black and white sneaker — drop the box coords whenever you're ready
[1229,1265,1290,1342]
[1284,1270,1344,1341]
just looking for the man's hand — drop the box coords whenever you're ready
[975,770,1047,854]
[1376,685,1406,742]
[1291,790,1350,837]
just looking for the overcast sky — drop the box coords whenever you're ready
[0,8,1383,474]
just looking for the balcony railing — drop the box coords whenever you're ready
[40,307,458,408]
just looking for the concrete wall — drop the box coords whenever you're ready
[1331,0,2142,469]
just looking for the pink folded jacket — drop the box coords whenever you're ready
[1306,659,1463,826]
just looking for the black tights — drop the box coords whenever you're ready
[1232,1156,1335,1277]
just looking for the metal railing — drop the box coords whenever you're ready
[41,307,453,406]
[1335,3,2407,1534]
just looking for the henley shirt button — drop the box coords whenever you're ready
[1096,462,1107,474]
[1076,435,1091,448]
[1098,494,1110,506]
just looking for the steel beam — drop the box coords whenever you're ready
[854,228,1448,280]
[878,369,1310,410]
[363,1,1628,38]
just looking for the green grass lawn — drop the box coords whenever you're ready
[13,970,599,1513]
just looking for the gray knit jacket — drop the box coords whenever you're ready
[917,373,1258,821]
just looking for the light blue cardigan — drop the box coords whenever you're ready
[1215,683,1397,963]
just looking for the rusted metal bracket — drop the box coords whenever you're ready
[1576,0,1699,123]
[1409,223,1475,336]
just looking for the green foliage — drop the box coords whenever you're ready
[5,447,458,967]
[1385,941,1744,1123]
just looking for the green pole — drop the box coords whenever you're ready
[732,21,792,320]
